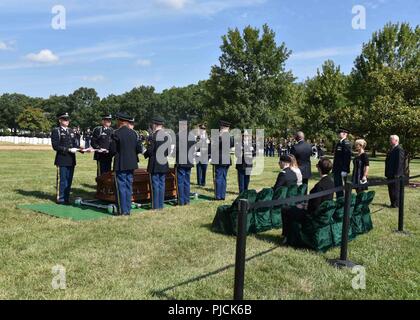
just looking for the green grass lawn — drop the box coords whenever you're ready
[0,149,419,300]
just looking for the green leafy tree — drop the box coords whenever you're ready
[0,93,34,134]
[66,88,101,129]
[17,107,52,136]
[205,24,294,129]
[301,60,350,147]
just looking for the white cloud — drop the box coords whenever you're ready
[290,45,361,61]
[25,49,59,63]
[156,0,191,10]
[0,40,14,51]
[136,59,152,67]
[82,75,106,82]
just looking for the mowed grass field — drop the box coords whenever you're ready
[0,146,419,300]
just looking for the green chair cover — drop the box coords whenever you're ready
[298,184,307,196]
[251,188,274,233]
[270,187,288,229]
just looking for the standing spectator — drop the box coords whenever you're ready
[352,139,370,193]
[290,131,312,187]
[84,128,92,149]
[385,135,405,208]
[74,126,81,146]
[332,128,352,198]
[195,124,209,187]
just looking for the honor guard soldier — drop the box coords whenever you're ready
[195,124,210,186]
[144,116,170,210]
[51,112,80,205]
[235,131,254,194]
[211,120,234,200]
[332,128,352,198]
[91,114,114,177]
[109,112,144,216]
[175,120,195,206]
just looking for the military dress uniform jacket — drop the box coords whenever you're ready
[91,126,114,161]
[144,129,170,174]
[51,127,79,167]
[385,145,405,178]
[175,132,195,169]
[235,140,254,170]
[290,140,312,179]
[109,126,143,172]
[332,139,352,174]
[210,132,234,167]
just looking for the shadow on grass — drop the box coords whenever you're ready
[15,189,56,202]
[81,183,97,190]
[151,245,280,299]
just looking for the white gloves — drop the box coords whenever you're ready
[69,148,78,154]
[341,171,348,178]
[360,177,368,184]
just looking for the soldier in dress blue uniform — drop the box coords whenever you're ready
[235,131,254,193]
[332,128,352,198]
[195,124,209,186]
[51,112,80,205]
[175,120,195,205]
[91,114,114,177]
[109,112,144,216]
[211,120,234,200]
[144,116,170,210]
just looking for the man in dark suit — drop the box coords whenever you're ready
[175,120,195,206]
[211,120,234,200]
[144,116,170,210]
[273,155,298,191]
[282,158,335,241]
[332,128,352,198]
[51,112,81,205]
[91,114,114,177]
[109,112,144,215]
[235,131,254,194]
[290,131,312,187]
[385,135,405,208]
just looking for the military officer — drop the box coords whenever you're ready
[235,131,254,194]
[175,120,195,205]
[109,112,144,216]
[332,128,352,198]
[51,112,80,205]
[211,120,234,200]
[91,114,114,177]
[195,124,209,186]
[144,116,170,210]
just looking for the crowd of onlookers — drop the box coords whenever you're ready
[264,137,325,159]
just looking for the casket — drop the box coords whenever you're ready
[96,168,178,203]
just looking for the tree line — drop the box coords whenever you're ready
[0,22,418,160]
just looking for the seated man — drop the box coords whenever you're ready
[273,155,298,191]
[281,158,334,241]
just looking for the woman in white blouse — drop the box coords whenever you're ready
[289,154,303,186]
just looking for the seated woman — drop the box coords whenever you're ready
[281,158,334,241]
[289,154,303,186]
[273,155,298,192]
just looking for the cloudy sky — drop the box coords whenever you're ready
[0,0,418,98]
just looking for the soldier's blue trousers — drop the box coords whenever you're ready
[177,167,191,205]
[196,163,208,186]
[97,160,112,177]
[115,170,134,215]
[237,168,251,194]
[214,165,229,200]
[151,173,166,210]
[56,166,74,204]
[333,171,345,198]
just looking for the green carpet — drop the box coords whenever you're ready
[18,194,214,222]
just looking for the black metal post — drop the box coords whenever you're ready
[328,181,358,269]
[233,199,249,300]
[398,176,405,232]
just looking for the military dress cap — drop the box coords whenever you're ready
[101,114,112,120]
[279,155,292,163]
[151,115,165,125]
[219,120,231,128]
[115,112,133,122]
[337,127,350,134]
[57,112,70,119]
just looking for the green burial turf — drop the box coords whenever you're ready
[17,195,214,221]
